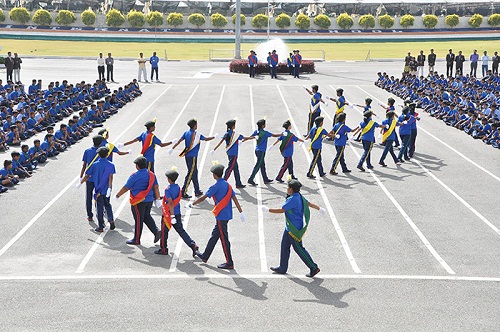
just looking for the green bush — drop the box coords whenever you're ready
[252,13,268,29]
[275,13,291,29]
[422,14,438,28]
[146,11,164,27]
[358,14,375,29]
[9,7,31,24]
[106,9,125,27]
[0,9,5,22]
[313,14,331,29]
[32,9,52,26]
[81,8,96,26]
[469,13,483,28]
[127,10,145,28]
[56,10,76,25]
[167,12,183,27]
[445,14,460,28]
[0,57,4,65]
[378,14,394,29]
[399,14,415,28]
[336,13,354,29]
[188,13,205,27]
[295,13,310,30]
[232,14,246,25]
[210,13,227,27]
[488,13,500,26]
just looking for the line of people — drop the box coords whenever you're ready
[248,50,303,79]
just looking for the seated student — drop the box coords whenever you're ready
[10,151,32,178]
[66,119,81,141]
[455,110,475,130]
[489,125,500,148]
[5,125,21,146]
[54,123,75,146]
[20,144,38,171]
[29,139,48,164]
[472,117,492,139]
[442,104,459,125]
[483,123,498,144]
[71,115,88,137]
[0,130,8,151]
[463,113,480,135]
[0,160,20,186]
[41,134,60,157]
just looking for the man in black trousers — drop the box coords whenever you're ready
[455,51,466,76]
[4,52,13,82]
[446,49,455,77]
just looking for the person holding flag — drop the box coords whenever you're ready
[304,116,329,179]
[379,110,400,167]
[156,167,199,256]
[261,179,324,277]
[121,119,172,173]
[329,112,352,175]
[190,163,246,270]
[351,110,380,172]
[269,119,303,182]
[79,135,105,222]
[169,118,217,199]
[270,50,279,79]
[114,156,162,245]
[303,85,328,133]
[248,50,258,78]
[98,128,130,161]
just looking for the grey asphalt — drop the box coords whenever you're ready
[0,58,499,331]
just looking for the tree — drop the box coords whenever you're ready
[0,9,6,22]
[252,14,269,29]
[56,10,76,25]
[210,13,227,27]
[232,14,246,25]
[488,14,500,27]
[127,10,145,28]
[32,9,52,26]
[358,14,375,29]
[399,14,415,28]
[9,7,31,24]
[81,8,96,26]
[295,13,310,30]
[378,14,394,29]
[445,14,460,28]
[167,13,183,27]
[314,14,331,29]
[422,14,438,28]
[106,9,125,27]
[188,13,206,27]
[468,14,483,28]
[146,11,164,27]
[275,13,291,29]
[336,13,354,30]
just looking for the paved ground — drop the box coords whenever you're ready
[0,59,499,331]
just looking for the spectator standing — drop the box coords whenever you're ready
[481,51,490,77]
[470,49,479,77]
[149,51,159,82]
[428,49,436,73]
[455,51,465,75]
[404,52,412,73]
[137,53,148,82]
[445,49,455,77]
[4,52,13,82]
[105,53,114,82]
[97,53,105,81]
[492,51,499,75]
[417,50,426,77]
[12,53,22,83]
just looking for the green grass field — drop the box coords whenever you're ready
[2,39,500,61]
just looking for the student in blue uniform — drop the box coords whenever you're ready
[379,111,400,167]
[78,147,116,232]
[248,50,258,78]
[407,101,420,158]
[114,156,161,245]
[11,151,32,178]
[122,119,171,173]
[287,53,294,75]
[79,135,105,222]
[352,98,374,141]
[380,97,400,148]
[397,106,413,162]
[261,179,324,278]
[0,160,19,186]
[191,163,245,270]
[329,113,352,175]
[303,85,327,133]
[304,116,329,179]
[292,50,302,78]
[351,110,380,171]
[156,168,199,256]
[19,144,38,172]
[170,118,216,199]
[327,88,347,124]
[98,129,130,161]
[247,118,283,186]
[270,50,278,79]
[150,51,160,82]
[269,120,303,182]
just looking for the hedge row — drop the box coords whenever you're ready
[229,60,315,75]
[4,8,500,29]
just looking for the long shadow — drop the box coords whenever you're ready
[371,170,411,181]
[321,176,355,190]
[176,259,209,281]
[393,164,427,177]
[344,172,378,186]
[288,277,356,308]
[237,188,258,205]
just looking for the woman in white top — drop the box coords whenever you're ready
[481,51,491,77]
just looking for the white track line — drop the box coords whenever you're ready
[277,85,361,274]
[0,85,173,260]
[249,85,269,273]
[168,85,225,272]
[356,86,500,183]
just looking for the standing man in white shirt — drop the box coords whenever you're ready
[481,51,490,77]
[137,53,148,83]
[105,53,114,83]
[97,53,105,81]
[416,50,426,78]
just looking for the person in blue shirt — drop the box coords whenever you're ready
[191,163,245,270]
[11,151,32,178]
[287,52,294,75]
[156,168,199,256]
[261,179,324,277]
[40,134,59,157]
[396,106,413,162]
[351,110,380,171]
[247,118,283,186]
[269,120,303,182]
[329,113,352,175]
[98,128,130,162]
[0,160,19,186]
[122,120,172,173]
[149,51,160,82]
[352,98,375,142]
[79,135,105,222]
[19,144,38,171]
[303,85,327,133]
[379,111,400,167]
[472,117,492,139]
[115,156,162,246]
[170,118,216,199]
[380,97,400,148]
[292,50,302,78]
[304,116,329,179]
[78,147,116,232]
[270,50,278,79]
[247,50,258,78]
[266,52,272,76]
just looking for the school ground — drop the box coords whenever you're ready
[1,58,499,331]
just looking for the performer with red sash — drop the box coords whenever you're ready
[115,156,162,245]
[155,168,199,256]
[122,119,172,173]
[190,163,245,270]
[269,120,303,182]
[261,179,325,278]
[292,50,302,78]
[270,50,279,79]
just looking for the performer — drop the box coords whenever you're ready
[269,120,303,182]
[329,113,352,175]
[98,128,130,161]
[303,85,328,133]
[352,97,375,141]
[114,156,161,245]
[287,53,294,75]
[327,88,347,124]
[397,106,414,162]
[79,135,105,222]
[379,98,400,147]
[379,111,400,167]
[191,163,245,270]
[304,116,329,179]
[292,50,302,78]
[270,50,278,79]
[261,179,324,278]
[248,50,258,78]
[408,102,420,158]
[169,118,216,199]
[122,119,172,173]
[351,110,380,171]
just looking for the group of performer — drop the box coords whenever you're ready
[247,50,303,79]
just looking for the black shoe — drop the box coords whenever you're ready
[0,188,7,193]
[379,162,387,167]
[236,184,246,189]
[109,221,115,230]
[306,268,321,278]
[270,266,286,274]
[343,169,351,173]
[94,227,104,233]
[154,230,161,243]
[195,191,204,197]
[217,262,234,270]
[329,171,338,175]
[126,239,140,245]
[247,180,257,186]
[306,174,316,179]
[195,251,207,263]
[357,165,365,172]
[367,165,374,169]
[291,176,298,180]
[154,248,169,255]
[182,194,192,199]
[319,173,327,177]
[398,158,405,163]
[264,179,273,184]
[275,178,284,183]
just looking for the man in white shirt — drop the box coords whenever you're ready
[137,53,148,83]
[97,53,105,81]
[481,51,490,77]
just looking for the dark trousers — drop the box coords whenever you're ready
[408,129,418,158]
[201,220,233,265]
[288,65,294,75]
[159,214,196,253]
[358,140,374,168]
[6,68,13,81]
[249,66,256,78]
[276,156,294,181]
[151,67,159,80]
[86,181,95,219]
[456,64,463,75]
[147,161,155,173]
[294,64,300,78]
[271,66,277,78]
[331,145,348,172]
[397,134,411,161]
[446,62,453,77]
[307,111,320,133]
[278,230,318,273]
[249,150,270,182]
[130,201,158,244]
[224,155,243,186]
[470,62,477,77]
[307,148,324,176]
[98,65,105,80]
[394,131,400,147]
[96,195,114,228]
[482,65,488,77]
[182,156,201,195]
[106,64,114,81]
[379,139,398,164]
[493,63,499,74]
